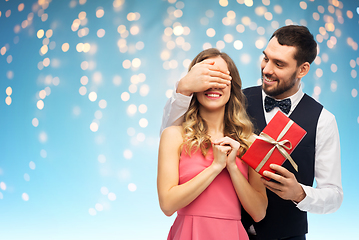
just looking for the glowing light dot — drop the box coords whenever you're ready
[5,96,12,105]
[139,85,149,97]
[90,122,99,132]
[22,193,29,201]
[24,173,30,181]
[18,3,25,11]
[234,40,243,50]
[97,29,105,38]
[127,104,137,116]
[96,8,104,18]
[121,92,130,102]
[255,38,266,49]
[136,41,144,50]
[7,70,14,79]
[83,43,91,53]
[94,110,102,120]
[100,187,109,195]
[316,68,323,78]
[39,90,46,99]
[138,104,147,113]
[224,34,233,43]
[351,70,357,78]
[80,76,88,85]
[352,89,358,98]
[314,86,321,95]
[330,81,337,92]
[139,118,148,128]
[128,84,137,93]
[330,64,337,73]
[37,100,44,110]
[206,28,216,37]
[95,203,103,211]
[216,40,225,50]
[37,29,44,38]
[127,12,136,21]
[43,58,50,67]
[29,161,36,170]
[62,43,70,52]
[88,92,97,102]
[0,182,6,190]
[113,76,122,86]
[6,87,12,95]
[173,26,184,36]
[98,154,106,163]
[78,11,86,20]
[39,131,48,143]
[32,118,39,127]
[166,89,173,98]
[99,99,107,109]
[137,132,146,142]
[89,208,96,216]
[123,60,131,69]
[108,192,116,201]
[128,183,137,192]
[271,4,281,14]
[240,53,251,64]
[130,26,140,35]
[79,86,87,95]
[40,149,47,158]
[124,149,133,159]
[132,58,141,68]
[219,0,228,7]
[299,1,307,9]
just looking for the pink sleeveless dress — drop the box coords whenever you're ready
[167,147,249,240]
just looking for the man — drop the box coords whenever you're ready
[160,25,343,240]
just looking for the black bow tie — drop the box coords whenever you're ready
[264,96,291,114]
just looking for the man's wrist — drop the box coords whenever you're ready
[293,186,306,203]
[176,78,193,96]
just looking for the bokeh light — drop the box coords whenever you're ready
[0,1,358,239]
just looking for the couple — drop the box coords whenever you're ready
[157,25,343,240]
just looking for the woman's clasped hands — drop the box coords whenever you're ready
[212,137,241,171]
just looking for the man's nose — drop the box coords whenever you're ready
[262,61,274,75]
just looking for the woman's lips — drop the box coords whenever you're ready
[205,92,222,99]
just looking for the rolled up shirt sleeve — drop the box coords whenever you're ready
[296,108,343,214]
[160,84,192,135]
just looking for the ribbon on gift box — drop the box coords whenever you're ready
[254,119,298,172]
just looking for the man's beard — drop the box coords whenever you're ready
[261,70,297,98]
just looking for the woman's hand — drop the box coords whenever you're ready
[213,137,240,168]
[212,143,231,171]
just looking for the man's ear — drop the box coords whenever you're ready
[297,62,310,79]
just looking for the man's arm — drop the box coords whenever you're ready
[262,109,343,214]
[160,89,192,134]
[296,109,343,214]
[160,59,232,134]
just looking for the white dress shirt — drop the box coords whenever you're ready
[161,85,343,214]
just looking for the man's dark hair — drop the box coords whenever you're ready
[270,25,317,66]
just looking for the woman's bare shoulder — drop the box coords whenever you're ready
[161,126,183,142]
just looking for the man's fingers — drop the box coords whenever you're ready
[263,170,284,183]
[261,178,282,192]
[207,66,232,79]
[200,59,216,65]
[269,164,292,178]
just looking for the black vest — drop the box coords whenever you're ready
[242,86,323,239]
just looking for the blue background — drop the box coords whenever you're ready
[0,0,358,239]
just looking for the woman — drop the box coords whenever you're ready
[157,48,267,239]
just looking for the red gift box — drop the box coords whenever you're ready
[242,111,307,180]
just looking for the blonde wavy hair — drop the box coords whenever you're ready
[181,48,253,157]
